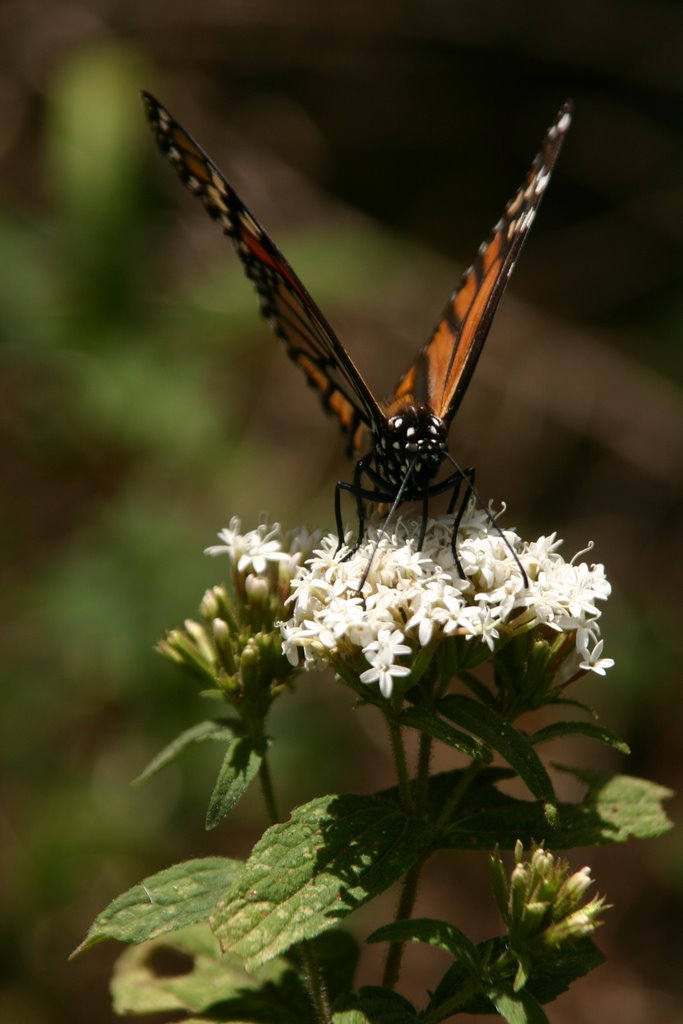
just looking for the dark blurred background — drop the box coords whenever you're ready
[1,2,681,1021]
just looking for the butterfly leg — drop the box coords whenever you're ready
[446,474,464,515]
[335,455,374,556]
[449,467,475,578]
[351,460,367,552]
[334,480,352,554]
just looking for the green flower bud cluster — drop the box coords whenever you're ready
[490,841,607,990]
[157,519,320,722]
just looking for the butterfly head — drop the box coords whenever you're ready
[376,408,448,491]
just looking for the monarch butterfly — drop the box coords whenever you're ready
[142,92,572,571]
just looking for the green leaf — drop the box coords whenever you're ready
[553,766,673,842]
[399,707,491,762]
[110,922,314,1020]
[428,935,603,1018]
[530,720,630,754]
[206,735,264,829]
[73,857,243,955]
[492,988,549,1024]
[332,986,418,1023]
[437,695,556,808]
[550,697,596,716]
[522,936,605,1003]
[420,958,486,1018]
[133,718,240,785]
[211,793,424,970]
[437,768,672,849]
[368,918,480,972]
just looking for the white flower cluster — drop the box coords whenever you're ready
[205,517,320,582]
[279,506,614,698]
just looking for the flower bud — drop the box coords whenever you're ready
[212,618,237,675]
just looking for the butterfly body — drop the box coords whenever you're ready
[143,93,572,559]
[371,407,447,495]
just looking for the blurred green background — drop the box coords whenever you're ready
[1,3,681,1022]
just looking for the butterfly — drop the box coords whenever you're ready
[142,92,572,570]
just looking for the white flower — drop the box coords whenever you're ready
[279,504,613,697]
[205,517,321,581]
[359,629,412,698]
[578,634,615,676]
[205,517,290,574]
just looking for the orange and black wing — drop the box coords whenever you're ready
[389,101,573,423]
[142,92,383,456]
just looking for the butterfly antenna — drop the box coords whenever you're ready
[444,453,529,587]
[356,457,418,592]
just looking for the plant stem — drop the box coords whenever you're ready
[382,858,424,989]
[415,730,433,810]
[387,716,414,814]
[382,725,433,989]
[299,941,333,1024]
[433,759,485,835]
[258,752,280,824]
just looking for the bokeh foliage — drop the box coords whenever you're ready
[1,11,681,1023]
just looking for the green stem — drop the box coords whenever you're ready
[382,724,433,989]
[433,759,485,835]
[382,858,424,989]
[415,730,433,810]
[258,752,280,824]
[387,715,414,814]
[299,941,333,1024]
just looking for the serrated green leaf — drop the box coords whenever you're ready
[428,935,604,1018]
[211,793,424,970]
[399,707,490,762]
[437,696,556,808]
[206,735,264,829]
[553,766,673,842]
[73,857,243,955]
[110,922,313,1020]
[531,720,630,754]
[133,718,240,785]
[492,988,549,1024]
[368,918,480,972]
[332,986,418,1023]
[437,767,672,849]
[523,936,605,1003]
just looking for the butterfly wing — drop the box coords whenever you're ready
[142,91,382,456]
[389,101,573,423]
